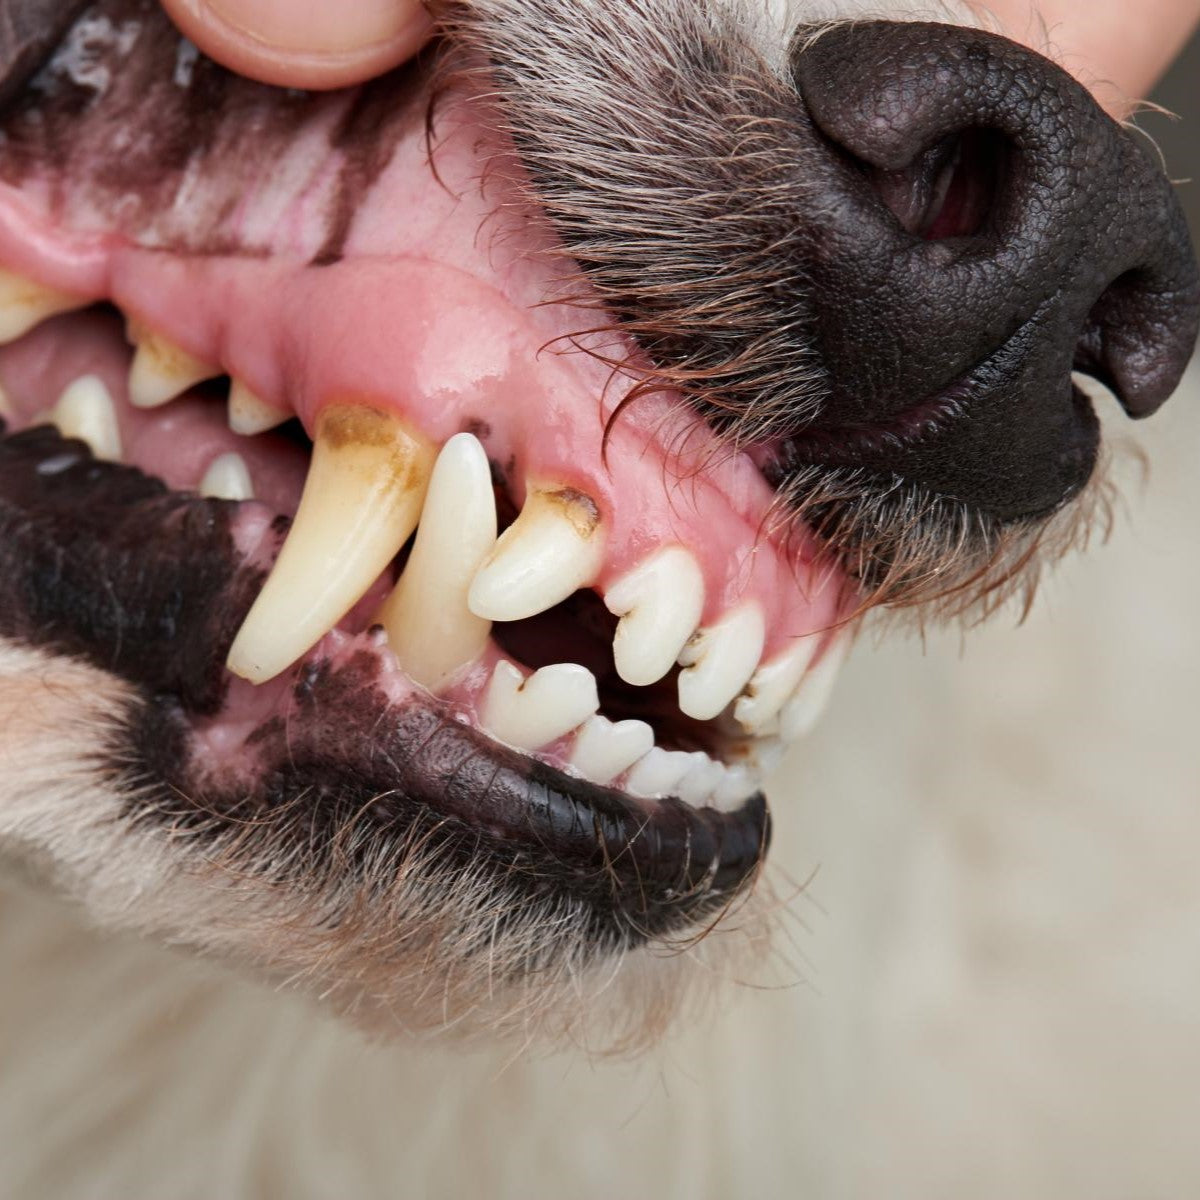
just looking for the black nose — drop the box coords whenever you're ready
[788,22,1200,521]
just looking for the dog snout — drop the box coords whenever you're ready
[788,21,1200,522]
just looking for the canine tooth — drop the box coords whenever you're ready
[778,636,850,742]
[226,406,434,684]
[481,660,599,752]
[568,715,655,786]
[676,604,766,721]
[0,268,86,343]
[228,379,287,435]
[676,753,725,807]
[468,485,604,622]
[127,324,218,409]
[604,546,705,687]
[52,375,122,461]
[376,432,497,691]
[625,748,693,799]
[199,452,254,501]
[733,635,821,734]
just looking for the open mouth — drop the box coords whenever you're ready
[0,4,853,942]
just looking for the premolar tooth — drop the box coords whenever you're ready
[481,660,599,752]
[676,753,725,807]
[625,747,693,799]
[676,604,766,721]
[228,379,287,435]
[733,635,820,734]
[605,546,705,686]
[778,636,850,742]
[127,324,218,409]
[52,375,122,461]
[713,766,756,810]
[376,432,497,691]
[226,406,434,685]
[468,485,604,622]
[0,268,86,344]
[199,452,254,501]
[568,715,655,786]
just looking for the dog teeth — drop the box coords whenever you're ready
[778,635,849,741]
[199,452,254,501]
[568,715,655,786]
[52,375,122,461]
[733,635,821,734]
[0,268,86,343]
[228,379,288,435]
[226,406,434,685]
[713,766,756,809]
[676,604,766,721]
[604,546,705,686]
[676,753,726,807]
[481,660,599,752]
[127,324,218,409]
[468,485,605,622]
[625,747,693,799]
[377,432,497,692]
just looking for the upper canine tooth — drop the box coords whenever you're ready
[568,714,655,786]
[226,405,434,685]
[481,659,599,752]
[199,452,255,501]
[676,604,766,721]
[604,546,705,686]
[778,635,850,742]
[467,485,605,622]
[52,375,122,461]
[228,379,287,435]
[733,635,821,734]
[376,432,497,691]
[127,323,218,409]
[0,268,87,344]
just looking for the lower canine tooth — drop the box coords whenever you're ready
[733,635,820,734]
[468,485,604,622]
[625,747,693,799]
[52,376,122,461]
[226,405,434,684]
[778,635,850,742]
[569,715,654,786]
[677,604,766,721]
[199,452,254,501]
[481,660,599,752]
[376,432,497,691]
[228,379,287,435]
[0,268,86,344]
[127,324,218,409]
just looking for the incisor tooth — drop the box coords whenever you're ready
[0,268,86,344]
[52,375,122,461]
[228,379,287,435]
[376,432,497,691]
[568,715,655,786]
[226,406,434,685]
[127,323,218,409]
[778,636,849,742]
[605,546,705,687]
[625,747,692,799]
[676,603,766,721]
[468,485,604,622]
[733,634,820,734]
[481,660,599,752]
[199,452,254,501]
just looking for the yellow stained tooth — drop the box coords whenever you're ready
[52,375,122,461]
[0,269,88,344]
[127,322,219,409]
[226,405,435,685]
[199,452,255,502]
[228,379,287,435]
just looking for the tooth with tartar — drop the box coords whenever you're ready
[376,432,497,691]
[569,715,655,786]
[468,485,604,622]
[779,636,850,742]
[605,546,705,686]
[481,660,599,752]
[52,375,122,461]
[625,747,693,799]
[0,268,86,344]
[676,603,766,721]
[226,406,434,684]
[676,753,725,807]
[199,452,255,502]
[127,323,218,409]
[733,634,820,734]
[228,379,287,435]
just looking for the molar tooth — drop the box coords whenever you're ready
[468,485,605,622]
[778,636,850,742]
[604,546,705,687]
[376,432,497,692]
[676,753,725,807]
[228,379,287,435]
[568,715,655,786]
[52,375,122,461]
[0,268,86,344]
[676,604,766,721]
[481,660,599,752]
[226,406,434,685]
[624,747,693,799]
[733,635,821,734]
[199,452,254,501]
[127,324,218,409]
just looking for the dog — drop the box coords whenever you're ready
[0,0,1197,1192]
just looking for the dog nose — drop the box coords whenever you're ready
[788,22,1200,521]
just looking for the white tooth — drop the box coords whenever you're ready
[52,375,122,461]
[713,766,756,810]
[376,432,497,692]
[226,406,434,684]
[199,452,254,501]
[624,747,694,799]
[127,324,218,409]
[568,715,655,786]
[481,660,599,752]
[0,383,13,418]
[0,268,86,344]
[604,546,705,687]
[778,636,850,742]
[676,753,725,807]
[676,603,766,721]
[732,634,821,734]
[228,379,287,435]
[467,485,605,622]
